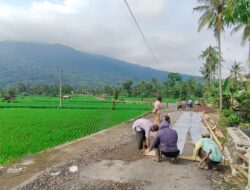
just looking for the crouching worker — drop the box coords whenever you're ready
[149,115,180,163]
[132,118,159,152]
[193,133,223,169]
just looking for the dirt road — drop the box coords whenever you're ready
[0,105,238,190]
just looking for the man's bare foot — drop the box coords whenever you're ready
[139,149,144,154]
[170,158,177,164]
[153,157,161,162]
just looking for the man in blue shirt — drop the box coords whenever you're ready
[193,133,223,169]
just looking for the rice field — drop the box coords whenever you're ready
[0,95,151,164]
[0,95,152,109]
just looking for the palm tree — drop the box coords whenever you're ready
[200,46,219,85]
[200,65,210,82]
[229,61,243,88]
[226,61,243,108]
[194,0,225,109]
[186,77,196,98]
[226,0,250,66]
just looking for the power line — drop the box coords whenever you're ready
[123,0,159,65]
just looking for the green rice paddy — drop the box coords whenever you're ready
[0,95,151,164]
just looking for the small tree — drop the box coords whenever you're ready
[8,88,16,97]
[113,88,119,100]
[112,88,119,110]
[229,61,243,90]
[166,73,182,87]
[122,80,133,96]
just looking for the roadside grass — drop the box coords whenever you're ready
[116,96,177,103]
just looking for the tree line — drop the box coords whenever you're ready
[102,73,203,101]
[0,73,204,102]
[0,83,72,97]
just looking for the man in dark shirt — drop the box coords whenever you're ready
[149,115,180,163]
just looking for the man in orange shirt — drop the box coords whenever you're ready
[152,97,162,125]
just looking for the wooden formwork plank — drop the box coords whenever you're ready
[215,129,225,138]
[179,155,200,162]
[202,113,223,151]
[236,152,249,164]
[178,155,230,166]
[235,165,248,178]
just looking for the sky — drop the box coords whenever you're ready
[0,0,248,78]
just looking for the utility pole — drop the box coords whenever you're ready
[59,70,63,108]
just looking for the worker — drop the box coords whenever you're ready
[188,99,193,108]
[149,115,180,163]
[152,96,162,125]
[132,118,159,152]
[193,133,223,169]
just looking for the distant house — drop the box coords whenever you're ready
[101,94,108,98]
[62,95,70,99]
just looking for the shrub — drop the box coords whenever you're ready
[228,114,240,127]
[221,109,235,116]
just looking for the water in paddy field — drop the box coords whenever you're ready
[172,112,208,154]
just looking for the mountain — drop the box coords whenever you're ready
[0,41,198,88]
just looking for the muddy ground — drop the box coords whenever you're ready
[0,105,246,190]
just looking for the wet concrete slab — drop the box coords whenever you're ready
[172,112,208,153]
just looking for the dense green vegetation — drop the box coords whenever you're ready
[0,72,203,104]
[194,0,250,127]
[102,73,203,102]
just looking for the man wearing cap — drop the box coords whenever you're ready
[132,118,159,152]
[193,133,223,169]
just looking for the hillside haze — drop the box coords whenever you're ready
[0,41,197,87]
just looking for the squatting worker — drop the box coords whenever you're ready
[149,115,180,163]
[152,96,162,125]
[193,133,223,169]
[132,118,159,152]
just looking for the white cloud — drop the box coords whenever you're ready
[0,0,247,78]
[132,0,167,19]
[31,0,82,13]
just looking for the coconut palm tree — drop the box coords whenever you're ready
[200,46,219,85]
[200,65,210,82]
[225,61,243,108]
[230,61,243,88]
[194,0,225,109]
[226,0,250,66]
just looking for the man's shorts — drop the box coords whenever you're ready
[162,150,180,158]
[135,130,145,150]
